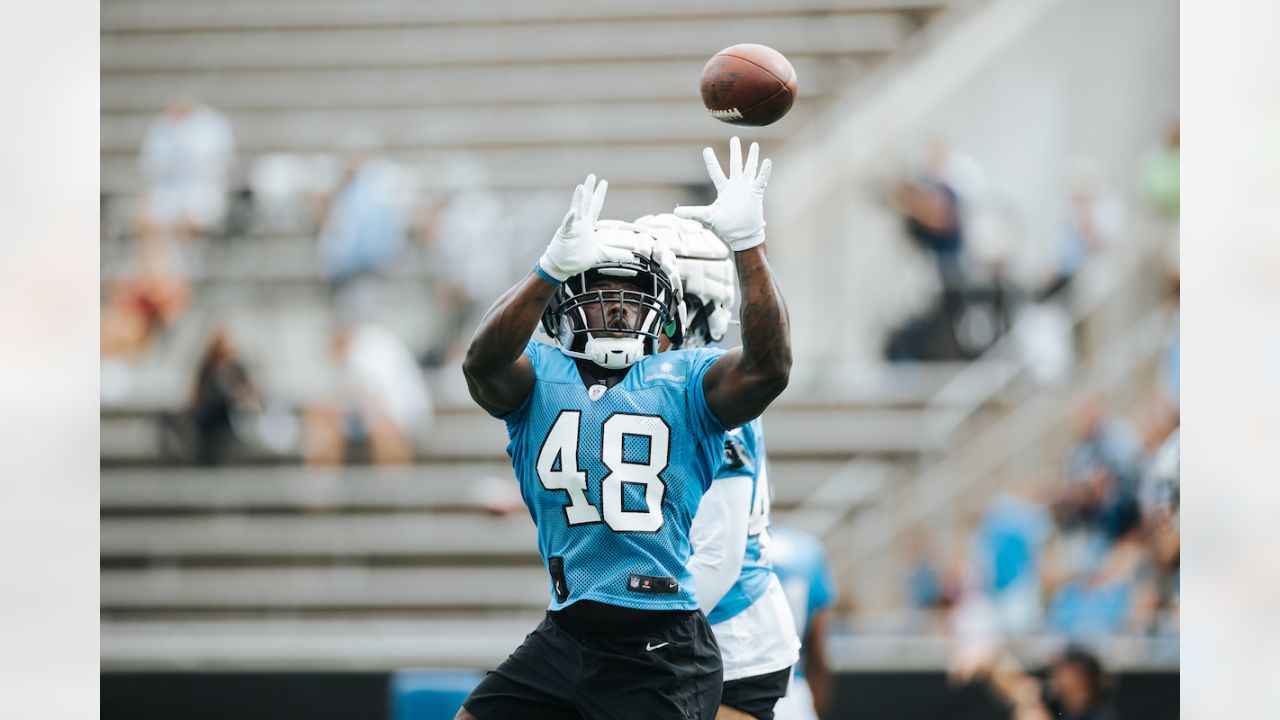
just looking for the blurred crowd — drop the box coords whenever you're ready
[892,392,1180,638]
[101,95,526,465]
[885,123,1180,375]
[881,120,1181,649]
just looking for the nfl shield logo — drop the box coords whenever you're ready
[630,578,640,588]
[588,384,607,401]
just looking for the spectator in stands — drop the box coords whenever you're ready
[1044,500,1154,637]
[1140,120,1179,223]
[885,140,995,361]
[303,321,432,466]
[417,157,506,368]
[1140,120,1180,294]
[135,95,235,247]
[1060,399,1142,539]
[317,131,409,309]
[970,493,1053,636]
[188,325,260,465]
[895,145,966,291]
[99,250,192,359]
[1137,426,1179,630]
[985,646,1121,720]
[1043,163,1125,299]
[905,535,950,629]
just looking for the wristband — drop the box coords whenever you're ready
[534,264,564,286]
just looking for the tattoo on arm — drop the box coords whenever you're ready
[736,245,791,381]
[703,244,792,427]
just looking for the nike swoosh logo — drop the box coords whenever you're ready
[645,642,670,651]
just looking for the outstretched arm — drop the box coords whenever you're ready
[702,243,790,428]
[461,273,554,416]
[676,138,792,428]
[462,175,626,416]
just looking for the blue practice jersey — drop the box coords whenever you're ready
[707,419,776,624]
[770,527,836,678]
[503,340,729,611]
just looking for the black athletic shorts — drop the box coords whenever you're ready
[463,606,723,720]
[719,666,793,720]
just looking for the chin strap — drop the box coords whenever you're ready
[560,336,646,369]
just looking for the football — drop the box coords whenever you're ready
[699,44,798,126]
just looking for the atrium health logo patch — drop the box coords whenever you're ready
[645,359,685,383]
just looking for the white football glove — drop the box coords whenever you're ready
[674,136,773,251]
[538,174,632,282]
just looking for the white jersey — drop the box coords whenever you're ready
[713,572,801,681]
[688,421,800,681]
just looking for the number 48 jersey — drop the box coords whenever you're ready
[503,340,729,612]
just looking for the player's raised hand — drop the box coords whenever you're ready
[674,137,772,251]
[538,175,632,282]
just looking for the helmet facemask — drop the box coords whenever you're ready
[543,253,682,370]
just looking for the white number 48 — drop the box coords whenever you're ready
[536,411,670,532]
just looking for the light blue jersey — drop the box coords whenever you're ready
[707,419,775,624]
[503,340,728,611]
[770,527,837,678]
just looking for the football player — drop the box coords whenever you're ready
[637,212,801,720]
[769,527,839,720]
[458,137,790,720]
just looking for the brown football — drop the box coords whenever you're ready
[700,44,798,127]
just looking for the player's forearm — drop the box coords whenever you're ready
[463,272,555,380]
[734,244,792,392]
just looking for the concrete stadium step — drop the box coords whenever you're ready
[101,513,541,561]
[101,464,516,512]
[102,248,441,285]
[100,407,514,465]
[100,403,950,466]
[102,0,945,33]
[102,14,909,73]
[101,616,546,671]
[101,101,808,154]
[101,57,848,113]
[103,234,356,273]
[101,142,794,191]
[101,565,552,611]
[100,460,848,514]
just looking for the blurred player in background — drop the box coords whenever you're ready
[637,213,800,720]
[458,137,789,720]
[770,527,839,720]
